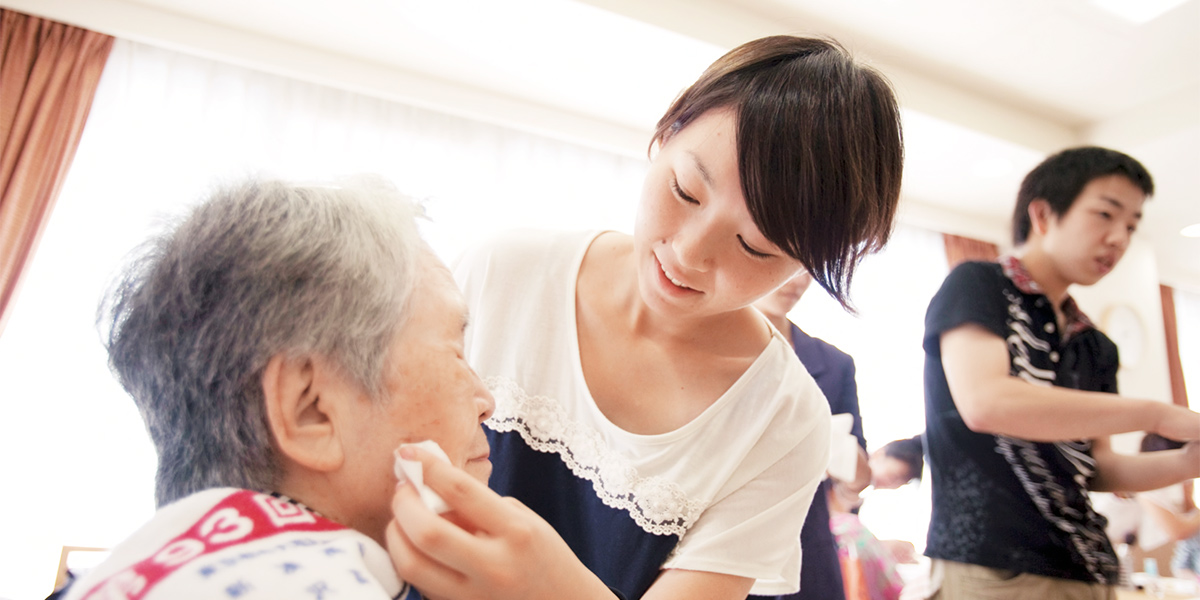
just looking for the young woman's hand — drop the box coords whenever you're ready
[385,445,617,600]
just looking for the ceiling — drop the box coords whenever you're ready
[7,0,1200,288]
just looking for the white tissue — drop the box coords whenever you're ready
[393,440,452,514]
[827,413,860,483]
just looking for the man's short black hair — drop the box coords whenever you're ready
[1011,146,1153,246]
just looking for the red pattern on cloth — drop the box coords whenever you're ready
[80,491,344,600]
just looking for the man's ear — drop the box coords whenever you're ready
[1027,199,1055,238]
[262,354,344,473]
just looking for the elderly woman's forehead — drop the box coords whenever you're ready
[418,252,456,291]
[417,254,469,322]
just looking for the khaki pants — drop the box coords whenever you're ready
[926,559,1116,600]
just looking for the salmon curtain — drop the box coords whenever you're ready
[942,232,1000,268]
[0,10,113,337]
[1160,284,1190,409]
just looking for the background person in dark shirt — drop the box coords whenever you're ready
[922,146,1200,599]
[751,270,872,600]
[869,435,923,491]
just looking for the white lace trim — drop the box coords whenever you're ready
[485,376,704,537]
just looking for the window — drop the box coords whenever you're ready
[789,224,946,549]
[0,39,645,599]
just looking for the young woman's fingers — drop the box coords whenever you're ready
[400,444,523,535]
[391,464,615,600]
[390,472,515,579]
[386,514,472,599]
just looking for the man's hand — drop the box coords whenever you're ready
[1152,406,1200,445]
[1181,441,1200,480]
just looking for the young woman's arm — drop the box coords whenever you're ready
[387,445,619,600]
[1137,494,1200,542]
[640,569,754,600]
[388,449,763,600]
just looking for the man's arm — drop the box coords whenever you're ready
[1091,437,1200,493]
[940,324,1200,442]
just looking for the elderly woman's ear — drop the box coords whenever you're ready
[262,353,346,473]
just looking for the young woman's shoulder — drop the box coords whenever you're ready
[453,229,599,282]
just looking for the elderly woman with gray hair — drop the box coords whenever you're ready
[57,178,622,600]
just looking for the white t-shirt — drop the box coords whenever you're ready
[454,229,831,595]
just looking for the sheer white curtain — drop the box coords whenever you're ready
[789,224,946,448]
[0,39,646,599]
[0,37,959,598]
[788,224,948,551]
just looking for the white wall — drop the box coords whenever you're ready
[1071,240,1175,454]
[1072,241,1173,404]
[0,39,648,600]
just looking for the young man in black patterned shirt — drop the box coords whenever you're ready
[921,146,1200,600]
